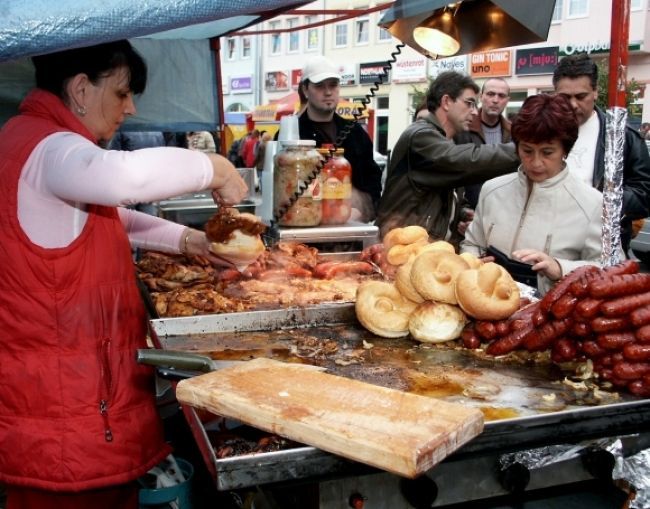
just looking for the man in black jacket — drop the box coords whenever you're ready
[297,56,382,222]
[553,53,650,255]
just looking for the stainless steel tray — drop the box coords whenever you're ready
[149,304,650,490]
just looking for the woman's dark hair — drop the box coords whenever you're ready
[511,94,579,155]
[32,40,147,99]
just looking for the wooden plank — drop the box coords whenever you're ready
[175,358,484,478]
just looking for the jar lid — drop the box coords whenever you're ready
[280,139,316,147]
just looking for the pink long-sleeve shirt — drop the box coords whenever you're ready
[18,132,214,250]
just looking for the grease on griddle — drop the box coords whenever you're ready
[480,406,520,421]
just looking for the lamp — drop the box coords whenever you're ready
[379,0,556,59]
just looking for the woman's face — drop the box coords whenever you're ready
[517,139,566,183]
[81,66,136,142]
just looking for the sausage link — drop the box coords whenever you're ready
[623,343,650,362]
[494,320,511,336]
[627,379,650,397]
[589,273,650,299]
[598,368,630,387]
[475,321,497,341]
[486,327,533,356]
[581,340,607,358]
[603,259,640,276]
[575,298,605,319]
[461,328,481,349]
[551,294,579,319]
[540,265,599,313]
[635,324,650,344]
[630,304,650,328]
[597,332,636,350]
[613,361,650,380]
[523,319,571,352]
[601,291,650,317]
[591,316,630,333]
[551,338,579,363]
[532,308,547,327]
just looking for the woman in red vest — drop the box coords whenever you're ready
[0,41,247,509]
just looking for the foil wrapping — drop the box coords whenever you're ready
[499,436,650,506]
[601,107,627,267]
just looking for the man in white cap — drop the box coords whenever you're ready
[297,56,382,222]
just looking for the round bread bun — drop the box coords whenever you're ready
[408,301,467,343]
[459,251,483,269]
[209,229,265,271]
[386,238,428,266]
[455,262,520,320]
[383,225,429,251]
[395,257,425,303]
[355,281,418,338]
[417,240,456,255]
[410,250,470,304]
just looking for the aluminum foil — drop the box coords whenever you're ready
[601,107,627,267]
[498,436,650,506]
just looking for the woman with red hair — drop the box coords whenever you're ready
[461,94,605,294]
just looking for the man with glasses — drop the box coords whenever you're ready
[455,78,512,211]
[376,71,518,246]
[552,53,650,256]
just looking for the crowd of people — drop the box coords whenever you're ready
[1,38,649,508]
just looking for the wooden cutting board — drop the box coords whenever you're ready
[175,358,484,478]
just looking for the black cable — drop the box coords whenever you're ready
[271,43,405,228]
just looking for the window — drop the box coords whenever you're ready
[287,17,299,53]
[630,0,642,9]
[567,0,588,17]
[241,37,251,59]
[226,38,237,60]
[377,10,393,42]
[334,23,348,47]
[355,17,369,45]
[270,21,282,54]
[552,0,563,21]
[305,16,320,50]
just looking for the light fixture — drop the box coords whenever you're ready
[379,0,556,59]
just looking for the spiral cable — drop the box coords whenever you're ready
[271,43,405,228]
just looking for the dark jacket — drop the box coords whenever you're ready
[298,112,383,211]
[454,110,512,209]
[376,112,518,245]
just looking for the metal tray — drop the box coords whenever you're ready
[149,304,650,490]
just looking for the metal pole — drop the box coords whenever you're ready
[601,0,630,266]
[210,37,228,156]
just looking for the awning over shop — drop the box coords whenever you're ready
[252,91,370,122]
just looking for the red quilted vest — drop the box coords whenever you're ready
[0,90,169,491]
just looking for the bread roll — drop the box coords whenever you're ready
[383,225,428,251]
[417,240,456,255]
[459,252,483,269]
[355,281,418,338]
[410,250,470,304]
[386,238,428,266]
[209,229,265,271]
[395,257,425,303]
[409,301,467,343]
[455,262,520,320]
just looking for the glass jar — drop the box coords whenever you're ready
[273,140,322,226]
[318,146,352,225]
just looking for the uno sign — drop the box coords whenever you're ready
[470,50,511,77]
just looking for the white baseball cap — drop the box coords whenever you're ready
[301,56,341,84]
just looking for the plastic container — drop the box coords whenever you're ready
[139,457,194,509]
[318,145,352,225]
[273,139,322,226]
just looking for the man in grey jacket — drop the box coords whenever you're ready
[376,72,518,246]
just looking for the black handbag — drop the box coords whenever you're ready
[486,245,538,288]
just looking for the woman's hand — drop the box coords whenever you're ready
[512,249,562,281]
[179,228,235,268]
[206,154,248,206]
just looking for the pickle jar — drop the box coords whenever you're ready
[273,140,322,226]
[318,145,352,225]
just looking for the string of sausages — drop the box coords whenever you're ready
[461,260,650,397]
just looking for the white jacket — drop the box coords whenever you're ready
[461,166,604,294]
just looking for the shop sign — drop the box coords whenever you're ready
[360,61,390,85]
[470,50,511,77]
[291,69,302,88]
[515,47,559,76]
[230,76,252,94]
[428,55,468,78]
[559,41,642,56]
[392,57,427,83]
[265,71,289,91]
[338,64,357,86]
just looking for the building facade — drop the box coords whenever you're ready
[220,0,650,154]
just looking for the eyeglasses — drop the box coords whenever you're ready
[461,98,478,111]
